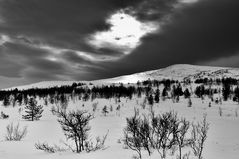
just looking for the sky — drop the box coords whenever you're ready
[0,0,239,88]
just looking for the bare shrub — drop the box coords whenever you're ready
[188,98,192,107]
[35,142,66,153]
[219,107,222,117]
[190,115,209,159]
[151,111,179,159]
[85,130,109,152]
[141,97,147,109]
[123,111,209,159]
[0,111,9,119]
[35,143,56,153]
[5,123,27,141]
[102,105,109,116]
[124,113,143,159]
[92,102,98,112]
[175,118,190,159]
[116,105,121,116]
[52,109,93,153]
[139,116,152,156]
[110,105,113,112]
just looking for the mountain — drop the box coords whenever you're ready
[97,64,239,83]
[5,64,239,90]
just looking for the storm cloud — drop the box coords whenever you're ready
[95,0,239,78]
[0,0,239,88]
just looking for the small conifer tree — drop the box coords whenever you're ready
[102,106,109,116]
[22,98,44,121]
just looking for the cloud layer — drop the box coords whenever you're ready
[95,0,239,78]
[0,0,239,88]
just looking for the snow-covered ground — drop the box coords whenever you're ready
[0,95,239,159]
[1,64,239,159]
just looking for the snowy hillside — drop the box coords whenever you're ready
[6,64,239,90]
[5,81,84,90]
[100,64,239,83]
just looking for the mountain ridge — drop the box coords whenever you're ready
[4,64,239,90]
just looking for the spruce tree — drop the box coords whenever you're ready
[22,98,44,121]
[162,87,168,100]
[222,83,231,101]
[102,105,109,116]
[3,95,10,106]
[184,88,191,98]
[148,94,154,105]
[234,86,239,103]
[154,88,160,103]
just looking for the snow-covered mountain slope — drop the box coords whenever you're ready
[5,81,82,90]
[5,64,239,90]
[96,64,239,83]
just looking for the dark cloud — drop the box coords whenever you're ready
[0,57,23,77]
[0,41,77,79]
[97,48,125,57]
[23,71,61,81]
[1,0,239,88]
[60,51,93,64]
[3,42,49,58]
[28,59,66,73]
[93,0,239,79]
[0,44,26,77]
[0,0,146,52]
[0,39,101,83]
[126,0,178,21]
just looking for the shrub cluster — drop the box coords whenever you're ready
[124,111,209,159]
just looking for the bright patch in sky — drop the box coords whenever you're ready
[180,0,199,3]
[88,11,159,55]
[38,44,108,62]
[0,34,10,45]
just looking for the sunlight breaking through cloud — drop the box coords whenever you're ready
[0,34,10,45]
[87,11,159,55]
[180,0,199,3]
